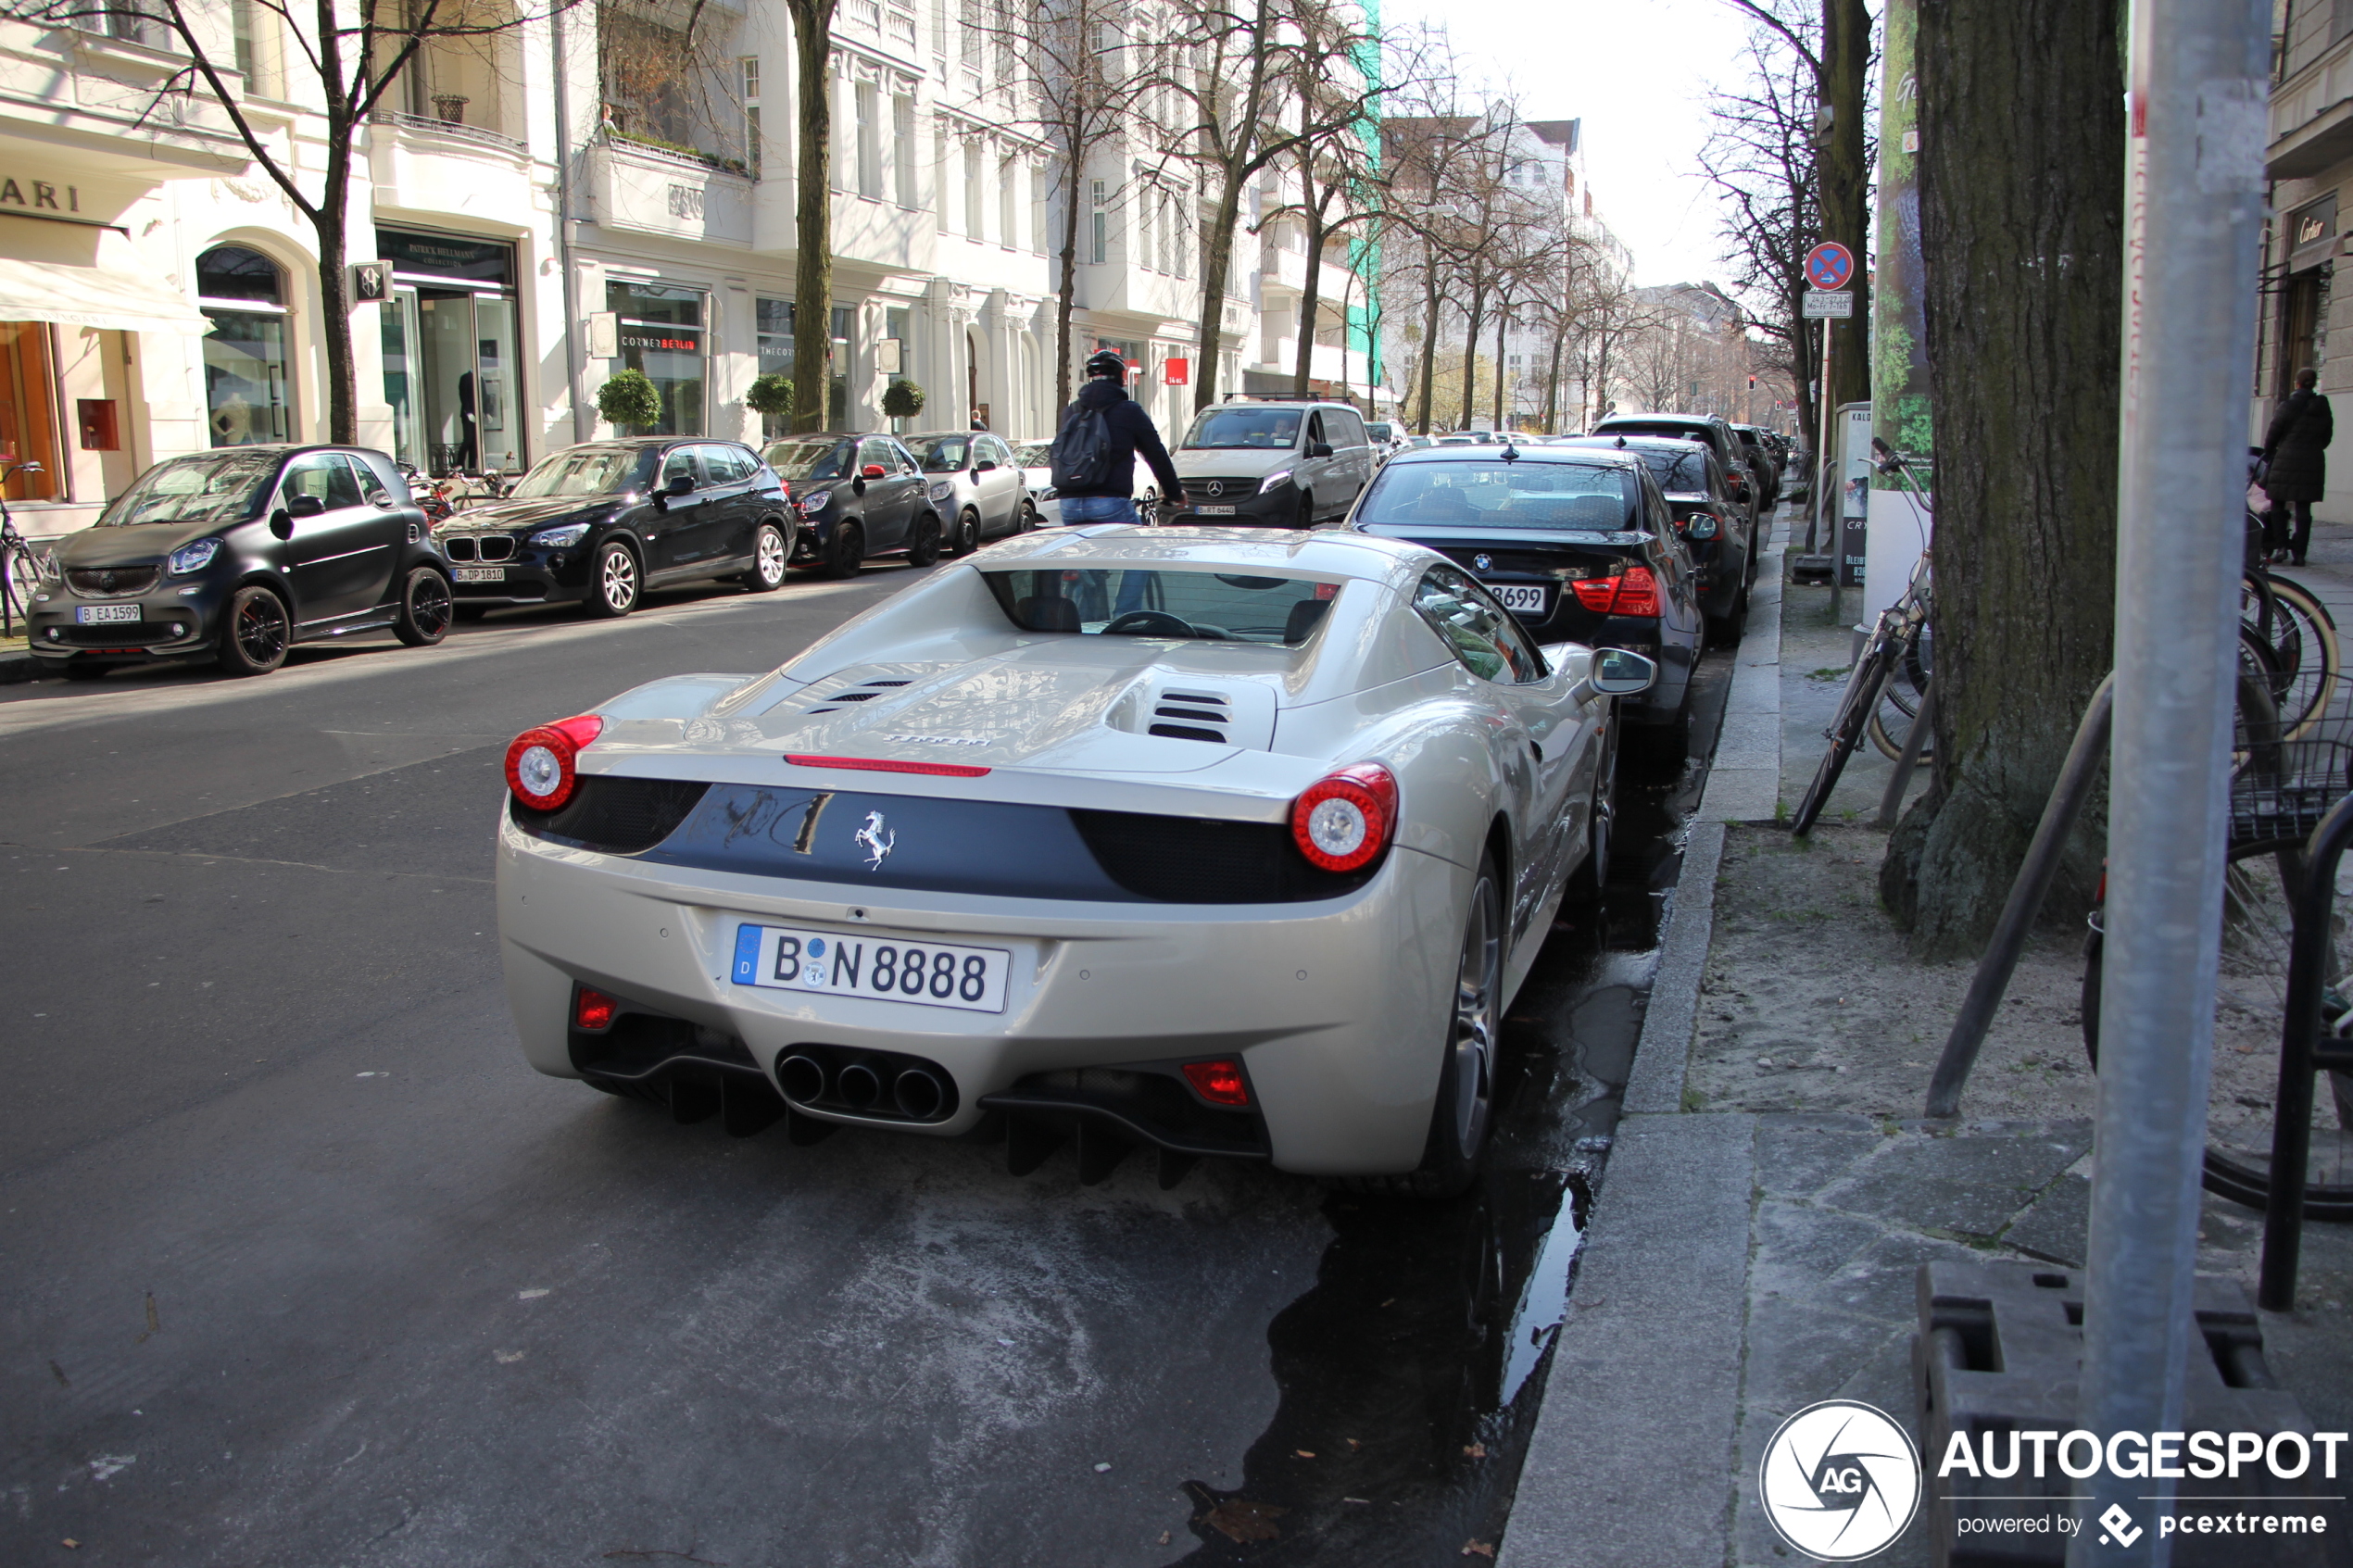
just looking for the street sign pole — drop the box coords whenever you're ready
[1821,320,1840,621]
[2073,3,2271,1562]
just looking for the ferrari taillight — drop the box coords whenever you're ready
[1290,762,1398,873]
[505,713,603,811]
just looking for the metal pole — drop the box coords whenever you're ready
[2072,5,2270,1563]
[1811,320,1833,557]
[1876,677,1937,829]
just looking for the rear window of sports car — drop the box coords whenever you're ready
[1353,459,1640,531]
[984,569,1339,644]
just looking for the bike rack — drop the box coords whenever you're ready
[2260,789,2353,1310]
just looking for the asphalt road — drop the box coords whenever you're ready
[0,565,1728,1567]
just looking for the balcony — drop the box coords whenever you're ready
[588,132,753,247]
[2271,31,2353,180]
[368,110,538,219]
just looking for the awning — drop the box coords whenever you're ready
[0,255,211,335]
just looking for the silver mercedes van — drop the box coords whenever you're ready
[1165,399,1378,528]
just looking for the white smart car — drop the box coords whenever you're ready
[495,528,1651,1193]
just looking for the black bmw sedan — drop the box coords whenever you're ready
[25,444,450,680]
[1556,434,1755,645]
[434,439,795,618]
[1346,443,1705,740]
[761,432,945,579]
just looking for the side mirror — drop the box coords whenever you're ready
[270,509,295,540]
[666,473,696,496]
[1309,442,1335,458]
[974,458,998,474]
[285,493,325,519]
[861,463,887,480]
[1592,647,1658,696]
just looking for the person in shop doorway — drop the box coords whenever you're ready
[457,370,479,472]
[2262,366,2333,566]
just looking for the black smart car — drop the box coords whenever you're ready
[1557,434,1755,645]
[26,444,450,680]
[1346,443,1705,740]
[761,432,946,579]
[434,439,794,618]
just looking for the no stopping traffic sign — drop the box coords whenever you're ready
[1805,243,1856,292]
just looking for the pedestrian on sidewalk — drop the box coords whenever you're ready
[2261,366,2333,565]
[1049,350,1184,527]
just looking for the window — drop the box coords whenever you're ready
[740,58,762,181]
[991,0,1014,83]
[986,568,1337,644]
[960,0,980,68]
[1032,162,1050,252]
[233,0,281,96]
[1138,186,1155,272]
[107,0,163,47]
[935,126,951,226]
[660,446,700,489]
[1000,158,1016,249]
[1414,566,1543,684]
[197,245,294,449]
[1090,179,1107,264]
[756,297,793,435]
[1175,203,1189,278]
[894,95,917,206]
[931,0,946,58]
[280,452,366,511]
[965,139,987,242]
[0,322,60,501]
[885,305,912,384]
[606,280,707,435]
[856,79,882,196]
[1156,190,1173,275]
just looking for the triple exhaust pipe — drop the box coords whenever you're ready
[778,1052,950,1121]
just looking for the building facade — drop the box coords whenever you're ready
[0,0,1388,541]
[2263,0,2353,519]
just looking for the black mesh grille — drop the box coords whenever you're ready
[1068,809,1378,902]
[52,622,182,646]
[67,566,160,596]
[511,775,712,854]
[442,536,476,561]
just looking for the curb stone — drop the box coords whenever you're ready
[0,650,41,684]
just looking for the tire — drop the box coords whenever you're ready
[819,522,864,581]
[950,508,981,558]
[215,584,291,676]
[1137,489,1158,526]
[1789,639,1897,836]
[1567,713,1620,908]
[1017,499,1040,533]
[586,540,640,618]
[2082,835,2353,1221]
[393,567,452,646]
[1297,492,1315,531]
[738,522,790,592]
[904,512,943,569]
[1386,852,1505,1198]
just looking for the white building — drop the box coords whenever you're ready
[0,0,1388,540]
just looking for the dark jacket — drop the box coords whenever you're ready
[2263,388,2334,503]
[1057,379,1185,502]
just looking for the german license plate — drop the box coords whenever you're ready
[75,604,139,624]
[1195,505,1237,516]
[452,567,505,583]
[1491,583,1550,616]
[731,922,1010,1014]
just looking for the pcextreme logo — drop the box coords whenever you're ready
[1759,1399,1923,1562]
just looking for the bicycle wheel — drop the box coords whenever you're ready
[0,538,38,635]
[2250,573,2341,740]
[1790,635,1896,836]
[2082,837,2353,1220]
[1869,621,1935,761]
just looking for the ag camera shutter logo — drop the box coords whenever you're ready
[1759,1399,1922,1561]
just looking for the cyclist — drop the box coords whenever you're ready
[1051,349,1184,526]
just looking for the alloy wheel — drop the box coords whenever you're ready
[409,571,452,640]
[600,546,638,612]
[1449,874,1502,1157]
[237,592,288,665]
[755,526,787,585]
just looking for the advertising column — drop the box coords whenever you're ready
[1867,0,1932,625]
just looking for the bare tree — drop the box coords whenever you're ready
[9,0,579,442]
[781,0,839,432]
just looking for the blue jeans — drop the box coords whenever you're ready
[1057,495,1139,526]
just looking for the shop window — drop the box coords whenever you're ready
[608,280,707,436]
[197,245,294,449]
[756,297,793,436]
[0,321,62,501]
[2282,263,2333,401]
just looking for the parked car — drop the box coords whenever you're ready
[1346,443,1704,742]
[762,432,946,579]
[26,444,451,680]
[432,439,792,619]
[1009,440,1162,525]
[1727,424,1781,508]
[1166,399,1378,527]
[1590,412,1766,524]
[1558,434,1755,645]
[493,528,1653,1193]
[901,431,1034,554]
[1364,420,1405,462]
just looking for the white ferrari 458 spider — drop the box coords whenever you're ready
[496,527,1654,1194]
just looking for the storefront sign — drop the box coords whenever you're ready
[0,179,80,213]
[620,332,702,353]
[1164,357,1189,386]
[379,229,516,286]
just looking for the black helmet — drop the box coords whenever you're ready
[1084,349,1126,382]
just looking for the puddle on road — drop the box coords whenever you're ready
[1171,657,1732,1565]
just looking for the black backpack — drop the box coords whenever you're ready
[1050,396,1114,492]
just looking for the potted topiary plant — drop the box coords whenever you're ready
[881,378,925,420]
[596,369,662,433]
[745,372,794,438]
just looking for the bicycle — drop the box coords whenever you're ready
[0,458,51,639]
[2240,511,2341,740]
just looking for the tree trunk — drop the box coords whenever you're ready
[1055,149,1083,416]
[1491,302,1509,429]
[1193,170,1246,410]
[1544,323,1567,433]
[1291,191,1327,397]
[1416,270,1441,433]
[1457,278,1486,431]
[1880,0,2124,955]
[1819,0,1873,408]
[313,199,354,445]
[786,0,837,434]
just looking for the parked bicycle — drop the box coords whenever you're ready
[2240,508,2341,741]
[0,458,51,639]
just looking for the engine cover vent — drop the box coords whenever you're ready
[1149,688,1232,744]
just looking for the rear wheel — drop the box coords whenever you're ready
[1017,499,1040,533]
[739,521,789,591]
[216,584,291,676]
[1296,492,1315,531]
[1348,853,1504,1199]
[393,567,452,646]
[950,507,982,557]
[905,513,943,569]
[819,522,864,581]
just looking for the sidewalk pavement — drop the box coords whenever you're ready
[1502,513,2353,1567]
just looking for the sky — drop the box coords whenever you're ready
[1380,0,1737,289]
